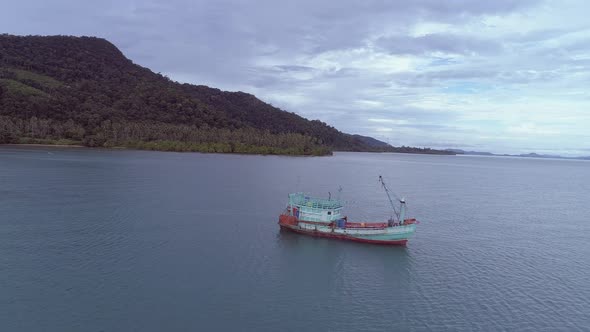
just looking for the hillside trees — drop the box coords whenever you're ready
[0,34,453,155]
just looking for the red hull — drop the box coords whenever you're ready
[279,224,408,246]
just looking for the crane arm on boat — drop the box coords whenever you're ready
[379,175,407,224]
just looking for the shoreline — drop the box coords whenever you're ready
[1,143,460,157]
[1,143,86,148]
[0,143,329,157]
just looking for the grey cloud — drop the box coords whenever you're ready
[396,123,463,131]
[246,65,363,90]
[425,69,497,80]
[561,38,590,53]
[510,29,572,43]
[275,65,315,72]
[389,68,497,88]
[376,33,502,55]
[390,66,573,88]
[413,0,539,17]
[0,0,540,80]
[322,68,362,79]
[330,106,463,135]
[496,70,561,84]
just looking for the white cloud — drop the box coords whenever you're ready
[367,119,410,125]
[507,123,560,135]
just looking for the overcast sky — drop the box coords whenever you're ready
[2,0,590,155]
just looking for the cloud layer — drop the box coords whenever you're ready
[2,0,590,155]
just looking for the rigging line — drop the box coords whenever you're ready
[378,175,404,203]
[379,175,400,221]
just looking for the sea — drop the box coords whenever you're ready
[1,146,589,331]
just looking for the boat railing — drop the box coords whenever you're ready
[288,192,343,209]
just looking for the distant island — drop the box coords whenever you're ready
[447,149,590,160]
[0,34,454,156]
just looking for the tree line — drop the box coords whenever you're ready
[0,116,331,155]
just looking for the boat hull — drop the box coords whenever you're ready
[280,224,409,245]
[278,215,415,245]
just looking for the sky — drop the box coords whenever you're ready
[2,0,590,155]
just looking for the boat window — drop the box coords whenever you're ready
[327,211,332,215]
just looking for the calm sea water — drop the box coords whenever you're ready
[1,146,589,331]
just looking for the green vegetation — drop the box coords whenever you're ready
[124,141,330,156]
[0,34,453,156]
[16,137,81,146]
[0,116,331,155]
[2,68,62,89]
[0,78,49,96]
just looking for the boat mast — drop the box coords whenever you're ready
[399,197,406,225]
[379,176,406,224]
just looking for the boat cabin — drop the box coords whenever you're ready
[287,192,343,223]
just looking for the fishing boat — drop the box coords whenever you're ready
[278,176,417,245]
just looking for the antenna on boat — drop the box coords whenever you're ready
[379,175,401,222]
[337,186,343,200]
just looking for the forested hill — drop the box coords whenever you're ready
[0,34,452,155]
